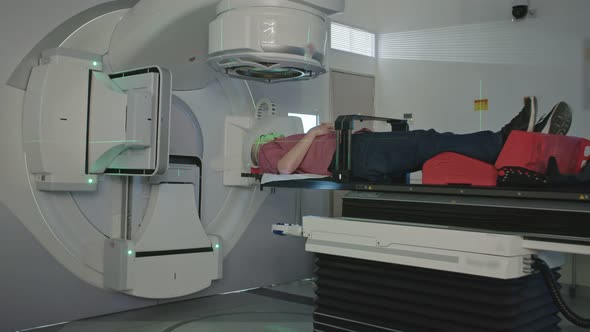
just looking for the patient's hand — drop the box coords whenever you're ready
[310,123,335,136]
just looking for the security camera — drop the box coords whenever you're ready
[512,0,530,20]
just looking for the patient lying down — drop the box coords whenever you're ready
[251,98,572,182]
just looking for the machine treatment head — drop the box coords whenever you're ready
[208,0,345,83]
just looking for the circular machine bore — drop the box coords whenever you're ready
[233,66,308,80]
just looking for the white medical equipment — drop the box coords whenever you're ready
[267,183,590,330]
[1,0,344,299]
[261,112,590,329]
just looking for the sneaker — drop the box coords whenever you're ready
[547,156,590,187]
[534,102,572,135]
[501,96,537,141]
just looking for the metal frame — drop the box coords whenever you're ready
[332,114,409,182]
[261,178,590,203]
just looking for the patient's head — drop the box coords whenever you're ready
[250,133,284,166]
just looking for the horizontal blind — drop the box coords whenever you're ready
[331,22,375,57]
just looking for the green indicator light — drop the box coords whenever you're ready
[88,178,94,184]
[128,250,134,256]
[215,244,220,249]
[92,61,98,66]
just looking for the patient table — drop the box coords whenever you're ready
[258,116,590,331]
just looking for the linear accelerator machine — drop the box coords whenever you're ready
[1,0,344,299]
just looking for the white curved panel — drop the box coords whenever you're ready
[170,96,204,158]
[6,1,137,91]
[174,76,258,224]
[134,184,210,252]
[175,81,271,255]
[0,86,105,289]
[72,177,125,238]
[174,87,232,228]
[206,188,269,256]
[32,191,107,274]
[105,0,218,91]
[60,10,129,54]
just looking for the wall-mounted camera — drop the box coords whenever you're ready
[512,0,534,21]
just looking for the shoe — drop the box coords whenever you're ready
[534,102,572,135]
[547,156,590,187]
[501,96,537,141]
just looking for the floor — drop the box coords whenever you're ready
[24,280,590,332]
[24,281,316,332]
[559,293,590,331]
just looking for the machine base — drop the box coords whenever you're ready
[313,254,561,332]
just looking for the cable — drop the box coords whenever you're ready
[533,257,590,328]
[244,81,257,117]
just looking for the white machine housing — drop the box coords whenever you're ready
[21,48,222,298]
[24,49,100,191]
[88,67,171,176]
[23,49,171,192]
[301,217,567,279]
[6,0,344,300]
[208,0,345,82]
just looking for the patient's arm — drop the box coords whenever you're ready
[277,123,334,174]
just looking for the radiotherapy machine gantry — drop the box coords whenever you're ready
[1,0,344,299]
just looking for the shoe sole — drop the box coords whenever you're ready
[542,102,572,135]
[527,96,537,132]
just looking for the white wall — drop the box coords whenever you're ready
[330,0,378,76]
[374,0,590,136]
[371,0,590,286]
[376,0,512,32]
[329,0,379,76]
